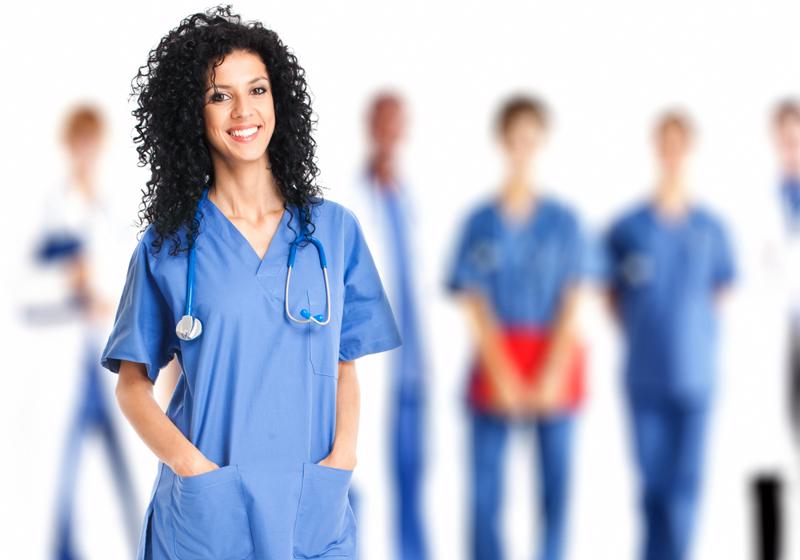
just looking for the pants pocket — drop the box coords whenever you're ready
[293,462,356,558]
[171,464,254,560]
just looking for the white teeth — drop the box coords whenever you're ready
[230,126,258,137]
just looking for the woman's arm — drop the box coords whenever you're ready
[460,292,524,415]
[318,360,360,470]
[116,360,217,477]
[527,285,582,413]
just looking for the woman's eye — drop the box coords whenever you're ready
[209,92,228,103]
[253,86,267,95]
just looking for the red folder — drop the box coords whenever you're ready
[468,327,586,413]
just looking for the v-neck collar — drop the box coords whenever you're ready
[644,199,695,232]
[492,194,543,235]
[201,194,294,276]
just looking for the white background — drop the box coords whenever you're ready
[3,1,800,558]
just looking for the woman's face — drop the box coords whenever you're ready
[500,113,546,176]
[203,49,275,165]
[655,123,691,177]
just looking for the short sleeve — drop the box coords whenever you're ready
[562,213,594,284]
[338,211,402,361]
[712,220,736,289]
[603,221,627,294]
[445,214,487,295]
[100,235,177,382]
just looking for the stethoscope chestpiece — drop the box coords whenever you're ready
[176,314,203,341]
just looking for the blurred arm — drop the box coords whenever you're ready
[530,286,582,411]
[460,292,521,412]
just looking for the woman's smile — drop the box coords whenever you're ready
[227,124,262,143]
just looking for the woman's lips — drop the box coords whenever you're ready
[227,125,261,143]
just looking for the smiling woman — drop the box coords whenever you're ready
[102,5,401,560]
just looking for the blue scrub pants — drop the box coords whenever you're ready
[627,399,711,560]
[392,391,427,560]
[470,411,575,560]
[54,336,140,560]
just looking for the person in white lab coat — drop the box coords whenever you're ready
[343,92,430,560]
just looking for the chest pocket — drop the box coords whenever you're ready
[307,285,340,378]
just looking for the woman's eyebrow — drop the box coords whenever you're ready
[205,76,270,91]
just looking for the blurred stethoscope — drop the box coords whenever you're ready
[175,186,331,341]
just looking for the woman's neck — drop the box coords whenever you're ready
[653,175,690,219]
[70,165,97,201]
[209,156,283,219]
[499,173,537,220]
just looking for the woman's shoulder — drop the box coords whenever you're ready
[309,196,363,231]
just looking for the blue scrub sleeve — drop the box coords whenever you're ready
[563,214,593,284]
[603,223,626,293]
[338,211,402,361]
[445,215,487,295]
[712,221,736,289]
[100,236,177,382]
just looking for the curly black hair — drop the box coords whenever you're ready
[130,4,322,255]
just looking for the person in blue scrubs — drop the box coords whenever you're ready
[447,95,588,560]
[100,7,401,559]
[605,110,736,560]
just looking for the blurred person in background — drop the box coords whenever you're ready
[605,110,736,560]
[31,103,140,559]
[347,92,429,560]
[770,100,800,449]
[447,94,588,560]
[743,99,800,560]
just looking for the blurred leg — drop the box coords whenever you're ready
[535,414,575,560]
[392,393,427,560]
[788,327,800,448]
[628,403,673,560]
[99,408,142,553]
[52,408,87,560]
[471,412,510,560]
[666,405,710,560]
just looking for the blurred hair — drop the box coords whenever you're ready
[61,103,105,145]
[495,94,550,135]
[654,109,694,139]
[367,90,403,118]
[130,4,321,256]
[772,98,800,128]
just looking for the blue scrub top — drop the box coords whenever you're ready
[446,196,588,328]
[605,202,736,406]
[100,196,401,560]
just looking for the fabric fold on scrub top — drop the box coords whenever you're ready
[100,197,401,560]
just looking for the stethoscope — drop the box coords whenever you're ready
[175,187,331,341]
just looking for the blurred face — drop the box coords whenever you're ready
[500,113,546,176]
[655,122,691,176]
[203,49,275,165]
[65,127,103,171]
[369,98,405,155]
[774,116,800,176]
